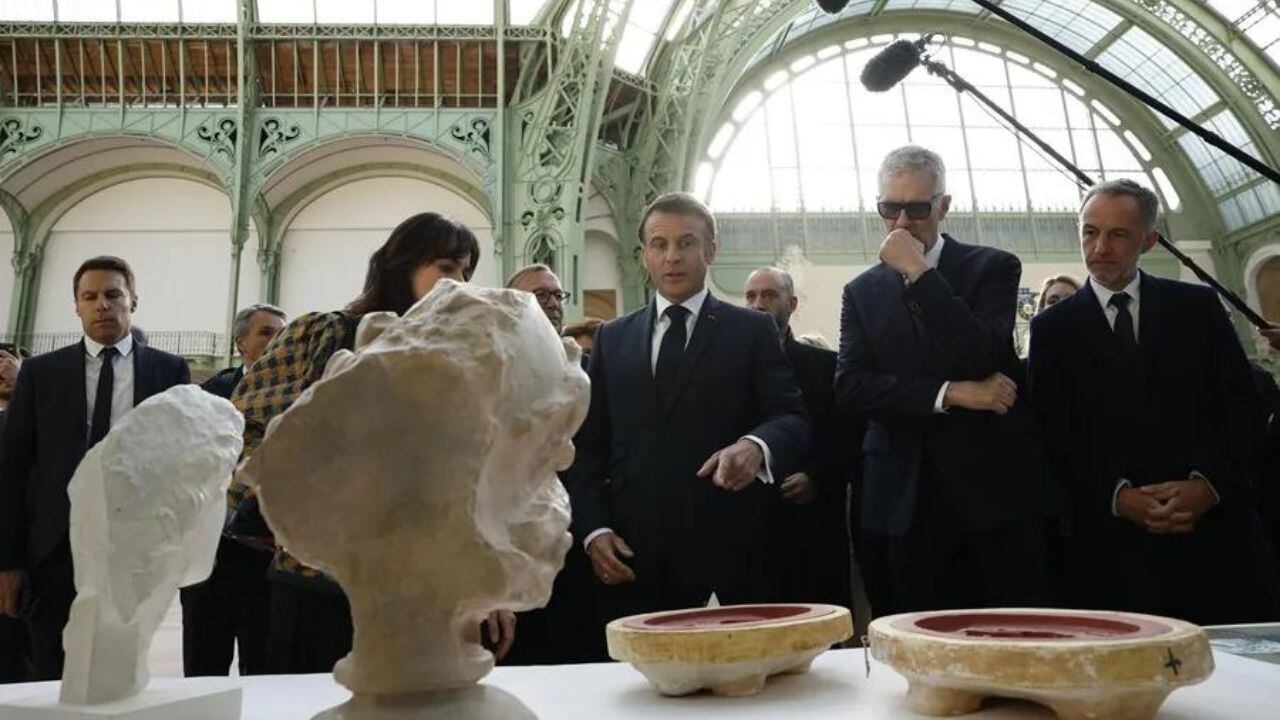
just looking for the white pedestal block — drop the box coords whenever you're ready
[0,678,242,720]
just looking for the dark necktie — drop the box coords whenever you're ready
[1110,292,1139,358]
[655,305,691,404]
[88,346,118,448]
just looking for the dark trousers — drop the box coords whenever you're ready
[776,488,852,610]
[1065,505,1280,626]
[179,538,272,676]
[25,541,75,680]
[0,615,32,683]
[879,484,1056,616]
[503,544,602,665]
[266,579,353,674]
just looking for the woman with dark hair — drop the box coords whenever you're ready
[229,212,511,674]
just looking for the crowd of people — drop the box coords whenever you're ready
[2,144,1279,682]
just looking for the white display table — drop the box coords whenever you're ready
[1,649,1277,719]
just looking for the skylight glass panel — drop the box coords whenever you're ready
[509,0,550,25]
[377,0,435,24]
[258,0,315,23]
[1097,26,1218,129]
[883,0,979,13]
[181,0,236,23]
[121,0,180,22]
[613,0,677,74]
[0,1,54,22]
[316,0,373,23]
[999,0,1123,55]
[1177,110,1261,199]
[436,0,493,24]
[57,0,116,22]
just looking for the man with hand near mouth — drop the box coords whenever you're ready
[0,256,189,679]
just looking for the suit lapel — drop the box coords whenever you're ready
[872,265,925,372]
[626,303,659,404]
[1137,272,1166,373]
[72,341,89,445]
[664,294,721,414]
[132,343,152,406]
[934,234,964,290]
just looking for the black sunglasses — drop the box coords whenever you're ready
[877,194,942,220]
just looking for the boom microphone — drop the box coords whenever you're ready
[860,37,929,92]
[815,0,852,13]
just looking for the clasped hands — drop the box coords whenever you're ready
[1116,478,1217,534]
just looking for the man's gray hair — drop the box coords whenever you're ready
[505,263,555,289]
[232,303,287,339]
[1081,179,1161,231]
[879,145,947,195]
[748,266,795,297]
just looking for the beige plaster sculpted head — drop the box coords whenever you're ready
[238,280,589,697]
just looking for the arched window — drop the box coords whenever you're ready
[697,34,1177,256]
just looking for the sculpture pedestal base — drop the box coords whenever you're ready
[0,678,241,720]
[311,685,537,720]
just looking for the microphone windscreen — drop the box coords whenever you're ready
[860,39,923,92]
[815,0,852,13]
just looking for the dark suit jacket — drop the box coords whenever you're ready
[835,235,1056,536]
[567,293,809,597]
[0,340,190,570]
[777,333,861,606]
[1029,273,1280,622]
[201,365,244,401]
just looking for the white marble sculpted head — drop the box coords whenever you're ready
[61,385,243,704]
[237,280,589,696]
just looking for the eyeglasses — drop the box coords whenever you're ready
[533,289,571,304]
[876,194,942,221]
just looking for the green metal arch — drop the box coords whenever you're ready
[0,129,228,185]
[681,1,1280,189]
[255,131,493,200]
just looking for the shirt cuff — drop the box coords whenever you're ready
[742,435,775,485]
[1111,478,1132,516]
[583,527,614,551]
[933,381,950,414]
[1189,470,1221,506]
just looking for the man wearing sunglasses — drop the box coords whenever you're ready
[835,145,1057,617]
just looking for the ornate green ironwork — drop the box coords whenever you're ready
[505,0,634,320]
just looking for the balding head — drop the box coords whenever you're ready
[744,267,797,333]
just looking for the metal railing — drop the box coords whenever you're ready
[1,330,226,358]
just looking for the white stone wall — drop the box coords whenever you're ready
[277,176,496,318]
[33,178,237,335]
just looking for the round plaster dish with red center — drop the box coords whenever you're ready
[869,608,1213,720]
[607,603,852,697]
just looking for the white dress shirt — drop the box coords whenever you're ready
[584,287,778,550]
[83,333,136,437]
[1089,273,1141,341]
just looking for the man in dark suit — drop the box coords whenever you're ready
[501,265,599,664]
[836,145,1058,616]
[0,346,32,683]
[0,256,190,679]
[568,192,809,630]
[744,267,860,610]
[1030,179,1280,624]
[180,303,285,677]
